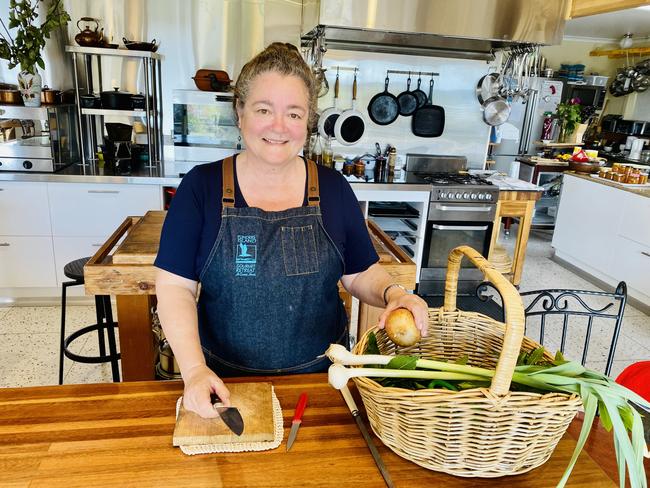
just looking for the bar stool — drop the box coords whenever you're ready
[58,257,120,384]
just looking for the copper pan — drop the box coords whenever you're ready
[0,89,22,104]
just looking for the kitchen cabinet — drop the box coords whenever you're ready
[552,173,650,305]
[66,46,163,169]
[0,181,51,235]
[0,236,56,287]
[48,182,161,237]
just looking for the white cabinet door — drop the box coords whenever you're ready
[48,183,161,237]
[552,175,619,274]
[615,237,650,298]
[52,236,107,286]
[619,192,650,247]
[0,181,51,235]
[0,236,56,287]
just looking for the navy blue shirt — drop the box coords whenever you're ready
[155,156,379,281]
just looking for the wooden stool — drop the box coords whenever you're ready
[58,257,120,384]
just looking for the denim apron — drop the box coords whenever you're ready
[197,156,348,377]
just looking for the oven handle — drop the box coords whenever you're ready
[430,224,489,231]
[431,204,492,212]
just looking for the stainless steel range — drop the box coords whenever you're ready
[405,154,499,296]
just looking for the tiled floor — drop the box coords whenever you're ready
[0,228,648,388]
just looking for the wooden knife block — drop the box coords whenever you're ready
[173,382,275,446]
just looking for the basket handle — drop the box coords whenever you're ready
[443,245,525,396]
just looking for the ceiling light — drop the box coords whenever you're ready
[620,33,634,49]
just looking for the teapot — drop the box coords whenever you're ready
[75,17,103,47]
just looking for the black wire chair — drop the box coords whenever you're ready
[477,281,627,376]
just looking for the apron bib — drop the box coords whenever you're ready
[197,156,348,376]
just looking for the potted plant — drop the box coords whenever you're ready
[555,98,585,143]
[0,0,70,107]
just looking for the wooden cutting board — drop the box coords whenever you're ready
[172,382,275,446]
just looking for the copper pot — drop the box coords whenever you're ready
[0,89,22,104]
[40,86,61,104]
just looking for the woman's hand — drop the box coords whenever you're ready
[181,364,231,419]
[378,292,429,337]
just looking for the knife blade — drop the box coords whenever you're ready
[286,392,308,452]
[340,386,394,488]
[210,392,244,436]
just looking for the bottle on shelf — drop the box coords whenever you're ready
[387,146,397,180]
[322,137,333,169]
[311,134,323,165]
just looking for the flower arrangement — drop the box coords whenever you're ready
[0,0,70,75]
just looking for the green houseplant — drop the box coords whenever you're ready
[0,0,70,106]
[555,99,584,143]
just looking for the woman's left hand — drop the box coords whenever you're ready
[377,293,429,337]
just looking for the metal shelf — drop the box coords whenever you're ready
[81,108,148,117]
[66,45,162,59]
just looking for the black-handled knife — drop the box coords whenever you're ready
[210,392,244,436]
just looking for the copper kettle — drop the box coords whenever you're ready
[75,17,103,47]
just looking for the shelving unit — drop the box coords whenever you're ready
[589,46,650,59]
[65,46,163,171]
[533,141,584,147]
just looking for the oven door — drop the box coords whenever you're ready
[418,220,492,294]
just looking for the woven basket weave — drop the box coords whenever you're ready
[352,246,582,478]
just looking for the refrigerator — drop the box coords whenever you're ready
[491,77,565,175]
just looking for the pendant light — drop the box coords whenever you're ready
[620,33,634,49]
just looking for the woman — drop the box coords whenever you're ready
[155,43,428,419]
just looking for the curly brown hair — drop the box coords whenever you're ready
[233,42,318,131]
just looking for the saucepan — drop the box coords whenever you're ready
[122,37,159,52]
[40,86,61,104]
[0,89,22,104]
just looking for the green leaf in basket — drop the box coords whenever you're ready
[365,332,380,355]
[516,350,529,366]
[457,381,492,389]
[526,347,546,366]
[530,360,585,378]
[553,350,567,364]
[454,354,469,365]
[427,379,459,391]
[619,404,635,432]
[386,355,418,370]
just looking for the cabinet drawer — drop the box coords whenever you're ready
[619,194,650,246]
[615,237,650,297]
[0,182,51,235]
[48,183,161,236]
[53,236,107,286]
[0,236,56,287]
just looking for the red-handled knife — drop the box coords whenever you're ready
[286,392,308,451]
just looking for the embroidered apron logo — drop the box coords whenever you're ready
[235,235,257,276]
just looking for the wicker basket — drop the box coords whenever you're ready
[352,246,582,478]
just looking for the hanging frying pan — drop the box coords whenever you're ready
[396,74,418,116]
[412,73,427,109]
[334,71,366,146]
[411,78,445,138]
[476,72,501,105]
[367,76,399,126]
[482,96,511,126]
[318,70,341,139]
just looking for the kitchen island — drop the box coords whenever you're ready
[0,373,636,487]
[552,172,650,311]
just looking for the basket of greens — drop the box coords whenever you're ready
[327,246,649,486]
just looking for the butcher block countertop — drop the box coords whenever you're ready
[0,373,640,487]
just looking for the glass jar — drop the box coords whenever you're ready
[639,171,648,184]
[354,160,366,178]
[322,137,333,168]
[310,134,322,165]
[342,160,354,176]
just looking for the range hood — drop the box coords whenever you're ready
[301,0,569,60]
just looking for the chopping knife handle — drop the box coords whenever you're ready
[292,393,308,422]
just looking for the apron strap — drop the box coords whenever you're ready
[223,156,320,208]
[221,156,235,208]
[306,159,320,206]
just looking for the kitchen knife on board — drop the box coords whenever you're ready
[340,386,394,488]
[210,392,244,436]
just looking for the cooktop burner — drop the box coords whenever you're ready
[414,172,495,186]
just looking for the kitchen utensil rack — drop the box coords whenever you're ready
[66,45,164,173]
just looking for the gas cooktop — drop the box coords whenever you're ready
[411,172,495,186]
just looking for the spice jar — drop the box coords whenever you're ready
[354,160,366,178]
[613,172,626,183]
[342,160,354,176]
[639,171,648,185]
[598,168,609,179]
[626,171,640,184]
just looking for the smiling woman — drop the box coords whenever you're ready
[153,42,429,420]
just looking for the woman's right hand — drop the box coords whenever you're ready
[181,364,231,419]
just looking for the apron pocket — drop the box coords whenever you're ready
[281,225,319,276]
